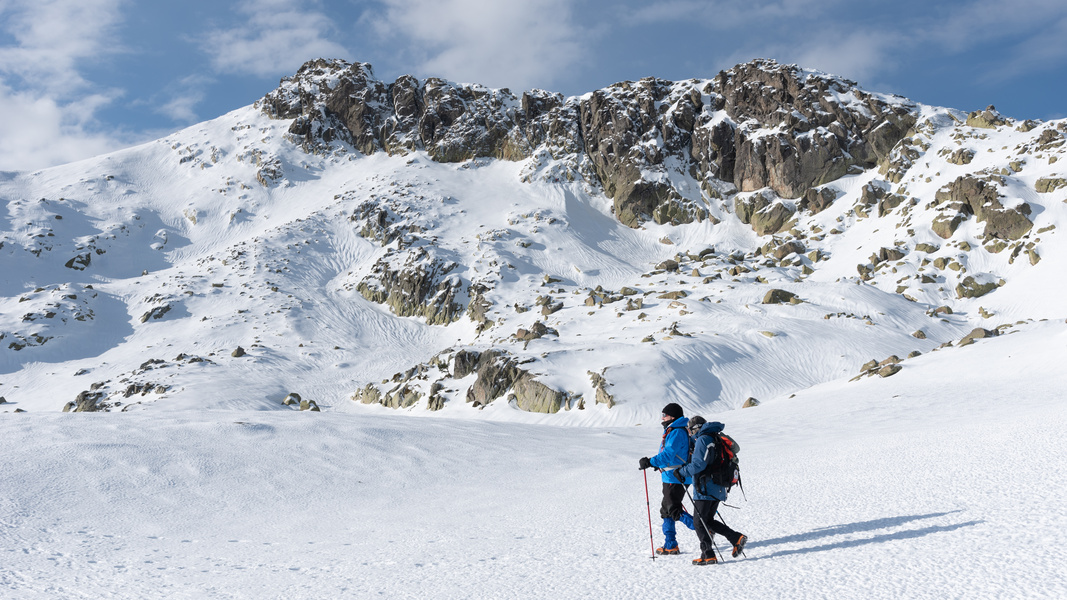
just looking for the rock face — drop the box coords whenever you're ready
[356,248,465,325]
[933,176,1033,242]
[260,58,917,230]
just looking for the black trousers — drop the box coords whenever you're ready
[660,482,686,520]
[693,499,742,559]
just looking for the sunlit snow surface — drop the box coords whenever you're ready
[1,101,1066,597]
[2,322,1065,598]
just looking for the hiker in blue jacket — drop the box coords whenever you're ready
[638,403,694,554]
[673,418,747,565]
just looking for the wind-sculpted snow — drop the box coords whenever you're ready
[0,58,1065,419]
[1,322,1065,597]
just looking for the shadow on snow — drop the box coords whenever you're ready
[741,511,981,561]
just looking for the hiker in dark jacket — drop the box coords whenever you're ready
[673,418,747,565]
[638,403,693,554]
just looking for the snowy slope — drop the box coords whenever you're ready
[2,96,1063,419]
[1,58,1065,598]
[1,320,1064,598]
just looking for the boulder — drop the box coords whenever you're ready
[934,176,1032,241]
[959,327,996,347]
[878,364,902,377]
[762,289,800,304]
[1035,178,1066,194]
[956,275,1000,299]
[64,252,92,270]
[353,384,381,405]
[742,397,760,408]
[282,392,301,406]
[965,105,1006,129]
[773,241,805,260]
[878,247,907,262]
[512,375,564,414]
[656,259,680,272]
[588,371,616,408]
[751,202,796,236]
[139,304,172,323]
[66,390,106,412]
[466,351,522,407]
[800,187,839,214]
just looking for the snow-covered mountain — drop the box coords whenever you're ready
[1,58,1064,421]
[2,58,1066,599]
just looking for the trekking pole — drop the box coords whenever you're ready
[682,484,724,561]
[643,469,656,561]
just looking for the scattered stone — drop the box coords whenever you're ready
[956,275,1000,299]
[912,329,927,339]
[965,105,1006,129]
[140,304,172,323]
[742,397,760,408]
[232,346,246,357]
[1035,177,1066,194]
[64,253,92,270]
[282,392,301,406]
[878,364,902,377]
[656,259,679,272]
[762,289,800,304]
[959,327,997,347]
[929,306,953,317]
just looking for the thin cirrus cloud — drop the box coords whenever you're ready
[202,0,350,78]
[0,0,129,171]
[361,0,588,92]
[152,75,215,124]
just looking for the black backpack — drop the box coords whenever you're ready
[696,431,741,493]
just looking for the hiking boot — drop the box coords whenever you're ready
[692,555,718,565]
[655,546,680,555]
[732,534,747,558]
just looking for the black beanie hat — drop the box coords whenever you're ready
[662,403,683,419]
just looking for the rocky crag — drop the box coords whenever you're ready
[2,58,1063,416]
[247,58,1062,414]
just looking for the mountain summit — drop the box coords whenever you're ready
[1,59,1064,419]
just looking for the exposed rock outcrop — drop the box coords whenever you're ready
[260,58,917,230]
[933,176,1033,242]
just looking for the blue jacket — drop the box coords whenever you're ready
[649,416,691,485]
[675,421,728,501]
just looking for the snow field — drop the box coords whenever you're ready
[2,322,1065,599]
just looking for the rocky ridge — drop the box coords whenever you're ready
[1,58,1064,416]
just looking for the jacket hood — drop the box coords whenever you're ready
[698,421,725,435]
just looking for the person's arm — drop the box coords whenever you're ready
[650,428,688,471]
[676,435,708,481]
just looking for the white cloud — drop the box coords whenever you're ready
[203,0,350,78]
[0,0,129,171]
[362,0,588,91]
[150,75,214,124]
[0,82,121,171]
[623,0,844,29]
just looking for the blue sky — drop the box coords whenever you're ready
[1,0,1064,172]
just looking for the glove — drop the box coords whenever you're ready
[638,457,651,470]
[672,470,687,484]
